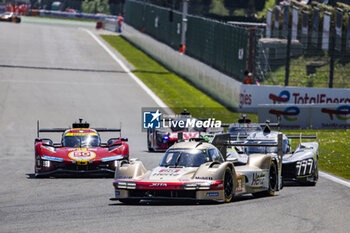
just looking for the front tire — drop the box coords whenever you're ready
[253,161,277,198]
[305,159,318,186]
[223,167,234,202]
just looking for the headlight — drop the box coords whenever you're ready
[116,182,136,189]
[184,183,211,190]
[42,160,51,167]
[198,183,211,190]
[114,160,119,167]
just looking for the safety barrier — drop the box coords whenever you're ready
[258,104,350,129]
[122,23,241,110]
[124,0,253,82]
[36,10,117,21]
[104,18,119,32]
[240,85,350,113]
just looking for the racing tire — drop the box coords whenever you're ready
[119,199,140,205]
[305,159,318,186]
[223,167,234,202]
[35,172,49,178]
[148,147,154,152]
[253,161,277,198]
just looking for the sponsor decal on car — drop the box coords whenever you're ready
[149,183,168,187]
[204,192,219,197]
[195,176,213,180]
[235,176,246,193]
[118,176,133,179]
[68,149,96,161]
[115,190,120,196]
[251,173,265,187]
[152,168,181,177]
[65,132,97,136]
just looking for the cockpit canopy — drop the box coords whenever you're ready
[62,131,100,147]
[160,148,224,167]
[228,123,262,136]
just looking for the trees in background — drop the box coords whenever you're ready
[81,0,110,14]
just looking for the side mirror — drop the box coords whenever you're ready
[35,137,42,143]
[42,138,53,146]
[120,137,128,142]
[107,138,120,146]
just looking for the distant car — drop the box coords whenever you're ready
[0,12,21,23]
[147,110,223,151]
[34,119,129,177]
[226,125,319,185]
[282,135,319,185]
[111,135,283,204]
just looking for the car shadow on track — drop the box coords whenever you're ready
[25,173,114,179]
[283,181,317,187]
[108,195,255,206]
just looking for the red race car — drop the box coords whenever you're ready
[34,119,129,177]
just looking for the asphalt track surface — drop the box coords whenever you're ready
[0,18,349,233]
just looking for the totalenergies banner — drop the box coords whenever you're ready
[258,104,311,129]
[312,104,350,129]
[239,85,350,113]
[258,104,350,129]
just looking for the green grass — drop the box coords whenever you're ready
[101,34,350,180]
[282,129,350,179]
[101,35,257,123]
[262,55,350,88]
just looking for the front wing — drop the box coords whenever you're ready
[111,181,226,202]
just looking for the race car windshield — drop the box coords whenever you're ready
[246,141,277,154]
[228,123,262,135]
[160,149,211,167]
[63,135,100,147]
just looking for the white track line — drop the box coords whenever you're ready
[82,29,168,108]
[320,171,350,188]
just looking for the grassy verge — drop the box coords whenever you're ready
[262,55,350,88]
[101,35,257,123]
[282,129,350,179]
[101,34,350,180]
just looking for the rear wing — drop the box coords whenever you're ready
[286,134,317,140]
[36,120,122,137]
[212,133,283,161]
[286,134,317,146]
[221,121,280,129]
